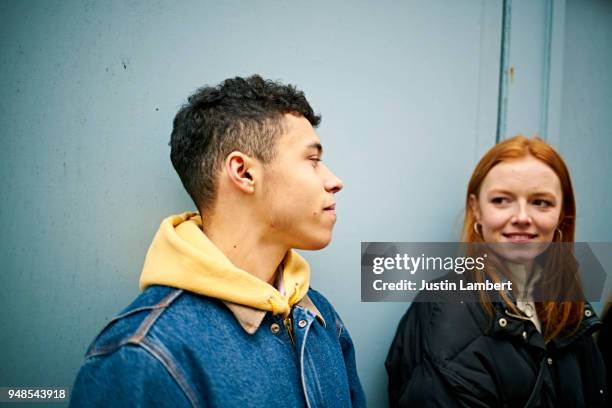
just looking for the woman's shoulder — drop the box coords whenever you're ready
[387,293,501,406]
[399,291,491,361]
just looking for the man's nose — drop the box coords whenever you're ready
[324,165,343,194]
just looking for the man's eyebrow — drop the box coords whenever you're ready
[306,142,323,155]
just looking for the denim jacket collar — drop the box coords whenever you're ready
[224,294,326,334]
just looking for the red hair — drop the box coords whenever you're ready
[461,135,583,341]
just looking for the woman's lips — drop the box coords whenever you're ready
[502,233,538,243]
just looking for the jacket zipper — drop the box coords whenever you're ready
[284,315,294,344]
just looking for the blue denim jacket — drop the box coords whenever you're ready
[70,285,366,407]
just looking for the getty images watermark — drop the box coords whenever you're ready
[361,242,612,302]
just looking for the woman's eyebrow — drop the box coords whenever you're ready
[486,189,514,196]
[530,191,558,199]
[487,188,558,197]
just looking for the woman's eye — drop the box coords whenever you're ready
[491,197,509,204]
[533,199,553,208]
[310,157,321,166]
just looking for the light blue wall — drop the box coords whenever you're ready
[503,0,550,139]
[558,0,612,242]
[557,0,612,311]
[0,1,609,407]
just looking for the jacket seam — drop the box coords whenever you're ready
[86,289,183,358]
[138,337,201,408]
[98,289,183,332]
[305,352,324,405]
[300,321,314,408]
[136,289,183,338]
[335,319,344,340]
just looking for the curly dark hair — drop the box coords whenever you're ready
[170,75,321,213]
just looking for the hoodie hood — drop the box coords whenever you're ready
[140,212,310,316]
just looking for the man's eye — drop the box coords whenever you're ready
[310,157,321,165]
[533,199,553,208]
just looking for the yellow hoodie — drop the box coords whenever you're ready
[139,212,310,317]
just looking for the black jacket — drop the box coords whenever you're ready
[386,290,606,407]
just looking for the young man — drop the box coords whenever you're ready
[70,75,366,407]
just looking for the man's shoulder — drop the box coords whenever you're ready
[305,287,332,309]
[85,285,225,359]
[305,287,343,321]
[73,286,211,407]
[305,287,354,339]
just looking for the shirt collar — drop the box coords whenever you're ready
[223,294,327,335]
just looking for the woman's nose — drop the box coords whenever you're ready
[511,201,532,226]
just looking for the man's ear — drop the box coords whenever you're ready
[468,193,481,222]
[225,151,258,194]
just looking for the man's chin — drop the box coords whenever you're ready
[294,233,333,251]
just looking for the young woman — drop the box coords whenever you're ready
[386,136,606,407]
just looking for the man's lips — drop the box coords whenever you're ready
[323,204,336,218]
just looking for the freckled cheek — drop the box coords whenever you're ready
[533,213,560,234]
[481,209,512,232]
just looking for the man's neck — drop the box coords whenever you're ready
[202,217,287,286]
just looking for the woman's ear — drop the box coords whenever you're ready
[468,193,481,222]
[557,213,565,230]
[225,151,257,194]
